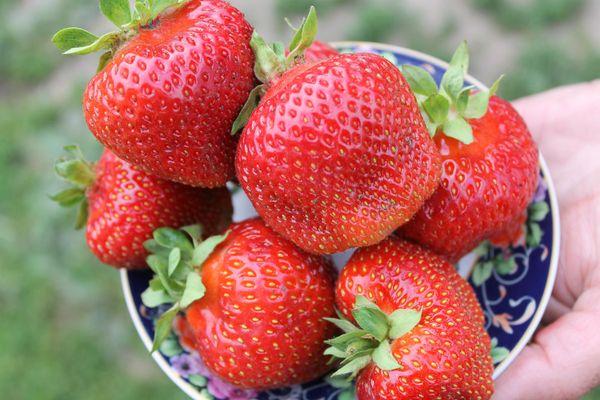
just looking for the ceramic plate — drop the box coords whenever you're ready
[121,42,560,400]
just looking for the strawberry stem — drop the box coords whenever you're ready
[231,6,319,134]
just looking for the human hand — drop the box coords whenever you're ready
[493,81,600,400]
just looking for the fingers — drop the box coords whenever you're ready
[512,80,600,203]
[541,297,570,325]
[493,308,600,400]
[513,80,600,142]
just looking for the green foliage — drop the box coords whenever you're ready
[0,92,186,399]
[501,38,600,100]
[584,387,600,400]
[473,0,585,29]
[347,2,399,42]
[276,0,348,17]
[0,0,99,84]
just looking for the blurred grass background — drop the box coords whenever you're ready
[0,0,598,398]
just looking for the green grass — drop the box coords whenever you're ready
[0,93,187,399]
[473,0,585,29]
[1,0,599,398]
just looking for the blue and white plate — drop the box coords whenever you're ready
[121,42,560,400]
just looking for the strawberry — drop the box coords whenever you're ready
[52,146,232,269]
[142,218,337,389]
[327,237,493,400]
[234,8,441,254]
[397,42,539,261]
[302,40,339,63]
[52,0,255,187]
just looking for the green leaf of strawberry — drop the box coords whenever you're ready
[141,285,174,307]
[180,271,206,308]
[401,65,438,96]
[443,117,474,144]
[152,305,179,352]
[287,6,318,65]
[323,317,360,333]
[52,28,99,53]
[231,6,319,134]
[53,0,189,69]
[49,187,86,207]
[51,145,97,229]
[388,309,422,339]
[423,94,450,124]
[372,340,400,371]
[325,296,422,379]
[141,225,229,351]
[402,41,502,144]
[63,32,120,56]
[100,0,132,28]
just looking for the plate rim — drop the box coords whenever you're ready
[120,41,561,397]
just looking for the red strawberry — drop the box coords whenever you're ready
[142,218,337,389]
[52,146,232,269]
[234,8,441,254]
[328,237,493,400]
[302,40,339,63]
[398,43,538,261]
[53,0,255,187]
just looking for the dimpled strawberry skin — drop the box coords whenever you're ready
[236,53,442,254]
[336,237,493,400]
[303,40,339,63]
[185,218,337,389]
[399,96,539,262]
[86,151,233,269]
[83,0,255,187]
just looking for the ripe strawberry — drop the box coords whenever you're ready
[53,0,255,187]
[234,8,441,254]
[397,42,538,261]
[52,146,232,269]
[328,237,493,400]
[142,218,337,389]
[302,40,339,63]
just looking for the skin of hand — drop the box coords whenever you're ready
[493,81,600,400]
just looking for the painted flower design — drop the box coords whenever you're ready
[170,353,206,378]
[207,375,258,400]
[533,177,548,203]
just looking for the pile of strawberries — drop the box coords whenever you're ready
[52,1,539,399]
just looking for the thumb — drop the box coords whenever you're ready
[493,307,600,400]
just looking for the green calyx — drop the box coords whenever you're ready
[231,6,319,135]
[324,296,422,380]
[50,145,96,230]
[401,41,503,144]
[52,0,189,71]
[140,225,229,352]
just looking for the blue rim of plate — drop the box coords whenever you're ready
[121,42,560,399]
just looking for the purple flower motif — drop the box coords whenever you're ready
[207,376,258,400]
[170,353,206,378]
[533,178,548,203]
